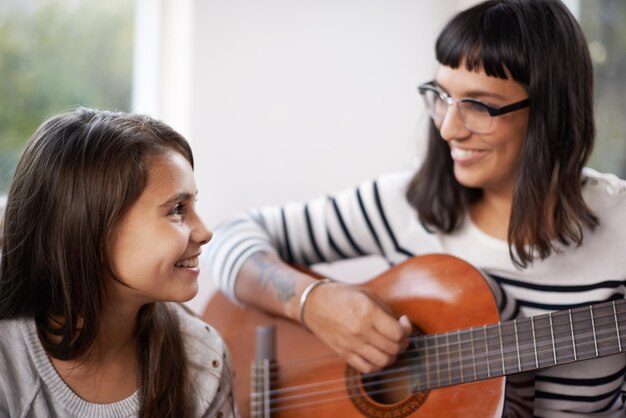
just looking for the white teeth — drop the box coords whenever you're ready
[451,147,479,158]
[175,257,199,268]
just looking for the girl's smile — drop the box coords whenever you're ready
[174,254,201,269]
[108,151,212,307]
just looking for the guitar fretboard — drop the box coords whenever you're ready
[408,298,626,391]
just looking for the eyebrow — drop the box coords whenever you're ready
[434,81,507,101]
[159,191,198,208]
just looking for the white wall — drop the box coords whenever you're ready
[134,0,481,312]
[190,0,473,220]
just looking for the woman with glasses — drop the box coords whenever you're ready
[207,0,626,415]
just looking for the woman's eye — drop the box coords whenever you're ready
[463,100,490,113]
[169,203,184,216]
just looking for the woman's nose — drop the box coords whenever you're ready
[438,104,471,141]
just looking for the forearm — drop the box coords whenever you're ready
[234,251,319,321]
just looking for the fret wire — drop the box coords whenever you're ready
[530,316,539,368]
[408,307,625,356]
[590,306,599,357]
[457,329,464,382]
[568,309,577,361]
[470,329,477,381]
[435,333,441,386]
[549,312,557,364]
[613,302,622,352]
[424,336,430,389]
[411,344,422,393]
[445,332,452,385]
[513,319,521,372]
[517,327,620,364]
[404,304,626,352]
[483,325,491,378]
[498,323,506,374]
[404,324,626,390]
[452,314,621,364]
[383,305,626,389]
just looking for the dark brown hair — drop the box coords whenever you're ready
[407,0,598,267]
[0,108,195,416]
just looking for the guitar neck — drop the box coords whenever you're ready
[410,298,626,391]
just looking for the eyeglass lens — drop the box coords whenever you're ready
[421,89,492,134]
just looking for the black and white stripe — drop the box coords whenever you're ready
[207,168,626,417]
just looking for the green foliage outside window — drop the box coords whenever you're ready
[581,0,626,178]
[0,0,134,192]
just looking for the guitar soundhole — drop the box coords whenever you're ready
[345,327,429,417]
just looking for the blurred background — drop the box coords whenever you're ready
[1,0,624,311]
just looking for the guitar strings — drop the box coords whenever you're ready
[260,324,621,397]
[252,327,621,415]
[255,355,421,399]
[260,334,620,403]
[260,306,625,376]
[252,378,417,414]
[254,356,616,413]
[253,369,413,407]
[247,311,626,413]
[253,377,419,414]
[259,310,624,388]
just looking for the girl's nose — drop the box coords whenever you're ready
[194,216,213,245]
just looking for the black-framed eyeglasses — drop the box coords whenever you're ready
[417,81,530,134]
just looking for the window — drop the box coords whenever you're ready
[0,0,135,191]
[580,0,626,177]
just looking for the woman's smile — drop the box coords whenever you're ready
[449,143,489,165]
[436,64,529,195]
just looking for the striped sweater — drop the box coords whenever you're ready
[208,167,626,417]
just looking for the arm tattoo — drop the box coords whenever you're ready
[249,253,297,303]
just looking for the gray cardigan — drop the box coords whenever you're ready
[0,303,238,417]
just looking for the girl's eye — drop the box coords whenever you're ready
[168,203,184,216]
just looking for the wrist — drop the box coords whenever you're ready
[298,278,332,331]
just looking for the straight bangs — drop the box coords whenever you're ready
[435,1,529,86]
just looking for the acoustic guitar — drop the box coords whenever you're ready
[202,254,626,417]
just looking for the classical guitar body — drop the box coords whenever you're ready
[202,254,505,417]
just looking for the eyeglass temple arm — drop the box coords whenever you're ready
[490,98,530,116]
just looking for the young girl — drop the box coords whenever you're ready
[208,0,626,416]
[0,108,237,417]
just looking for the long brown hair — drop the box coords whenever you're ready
[407,0,598,267]
[0,108,195,416]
